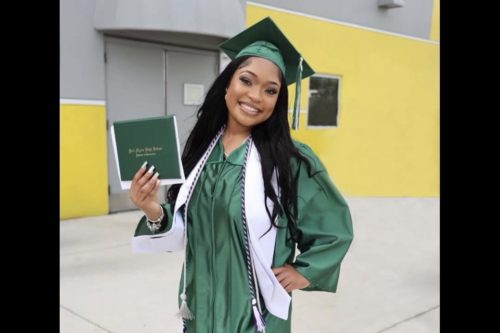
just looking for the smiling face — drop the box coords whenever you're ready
[224,56,282,132]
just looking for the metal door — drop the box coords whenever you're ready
[166,50,218,148]
[105,40,166,212]
[105,38,218,212]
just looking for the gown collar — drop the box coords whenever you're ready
[207,136,249,166]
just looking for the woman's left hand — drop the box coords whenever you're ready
[272,263,310,292]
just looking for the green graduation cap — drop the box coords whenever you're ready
[218,17,315,130]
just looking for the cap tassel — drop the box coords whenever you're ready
[292,57,304,130]
[251,298,266,332]
[177,293,194,320]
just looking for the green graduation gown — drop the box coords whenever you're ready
[134,137,353,333]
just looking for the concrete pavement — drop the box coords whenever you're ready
[60,197,439,332]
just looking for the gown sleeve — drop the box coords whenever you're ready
[133,202,175,237]
[292,143,354,293]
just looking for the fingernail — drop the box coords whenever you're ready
[141,161,148,169]
[147,165,155,174]
[153,172,160,179]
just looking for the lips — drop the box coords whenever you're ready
[239,102,261,115]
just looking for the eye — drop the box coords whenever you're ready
[266,88,278,95]
[239,77,251,86]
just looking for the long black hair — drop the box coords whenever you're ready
[167,55,313,238]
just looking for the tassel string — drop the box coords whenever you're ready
[292,56,304,130]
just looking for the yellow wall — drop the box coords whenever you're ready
[248,5,439,197]
[430,0,440,42]
[60,104,109,219]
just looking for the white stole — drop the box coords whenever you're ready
[131,140,291,320]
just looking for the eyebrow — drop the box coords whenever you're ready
[240,70,280,87]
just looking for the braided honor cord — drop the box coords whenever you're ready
[240,136,266,332]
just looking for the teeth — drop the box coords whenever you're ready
[240,102,259,113]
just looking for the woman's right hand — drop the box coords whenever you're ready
[128,164,161,217]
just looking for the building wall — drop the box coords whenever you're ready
[60,0,439,219]
[250,0,435,40]
[94,0,246,39]
[60,102,108,219]
[60,0,108,219]
[60,0,105,99]
[247,3,439,197]
[430,0,440,41]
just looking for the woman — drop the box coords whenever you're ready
[129,17,353,333]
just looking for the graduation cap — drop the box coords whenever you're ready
[219,17,315,130]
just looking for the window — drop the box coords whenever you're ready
[307,75,340,128]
